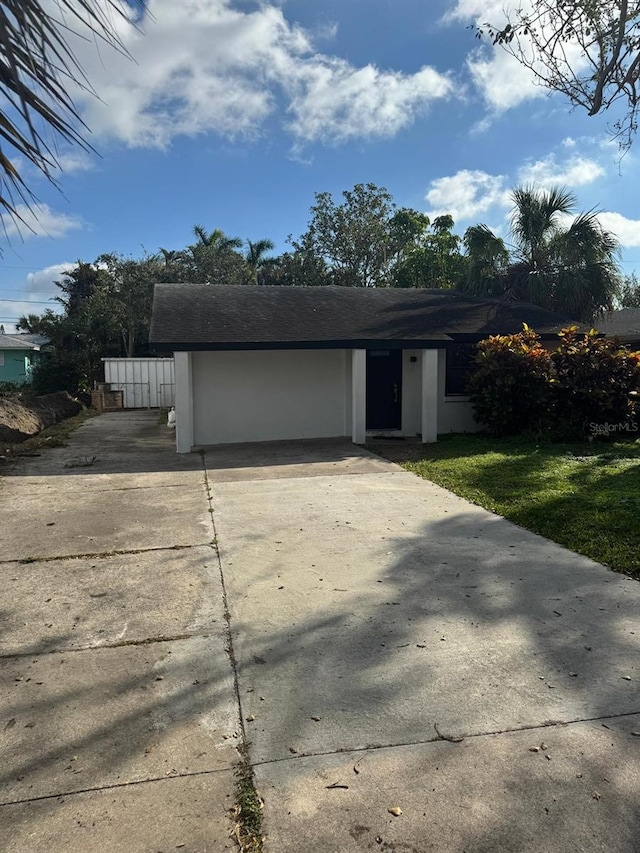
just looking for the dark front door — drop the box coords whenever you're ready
[366,349,402,430]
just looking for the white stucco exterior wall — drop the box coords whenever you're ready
[436,349,480,434]
[401,348,480,438]
[174,351,193,453]
[191,349,350,446]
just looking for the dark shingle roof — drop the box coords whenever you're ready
[596,308,640,342]
[150,284,578,350]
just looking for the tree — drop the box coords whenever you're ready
[0,0,142,225]
[98,253,161,357]
[245,238,275,284]
[392,214,466,289]
[187,225,250,285]
[461,186,622,321]
[291,184,433,288]
[619,272,640,306]
[475,1,640,150]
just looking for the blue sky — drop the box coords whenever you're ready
[1,0,639,329]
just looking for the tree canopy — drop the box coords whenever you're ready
[288,183,464,288]
[474,1,640,150]
[460,186,622,320]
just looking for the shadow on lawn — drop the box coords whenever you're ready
[379,435,640,578]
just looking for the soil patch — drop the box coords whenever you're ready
[0,392,83,444]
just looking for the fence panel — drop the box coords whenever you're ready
[102,358,175,409]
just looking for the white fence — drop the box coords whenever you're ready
[102,358,175,409]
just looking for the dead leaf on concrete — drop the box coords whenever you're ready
[311,716,321,722]
[621,676,631,681]
[326,783,349,790]
[246,714,256,722]
[630,731,640,737]
[4,718,16,730]
[388,807,402,816]
[353,765,360,775]
[529,747,540,753]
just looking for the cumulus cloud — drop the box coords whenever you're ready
[425,169,509,221]
[518,155,605,189]
[0,262,71,328]
[448,0,587,112]
[3,204,82,241]
[25,262,75,297]
[65,0,453,149]
[596,212,640,248]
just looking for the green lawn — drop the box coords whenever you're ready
[373,434,640,579]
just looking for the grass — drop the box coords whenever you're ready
[373,433,640,579]
[2,408,96,459]
[231,745,263,852]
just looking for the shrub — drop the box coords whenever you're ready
[468,326,553,435]
[551,326,640,438]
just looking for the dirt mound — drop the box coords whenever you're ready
[0,392,83,444]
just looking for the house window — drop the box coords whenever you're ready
[445,343,477,396]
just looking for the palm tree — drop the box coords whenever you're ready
[0,1,141,226]
[191,226,243,253]
[245,238,275,284]
[461,186,622,320]
[188,226,248,286]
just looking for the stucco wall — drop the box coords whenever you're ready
[401,348,480,437]
[436,349,480,434]
[191,349,350,445]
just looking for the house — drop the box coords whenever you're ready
[597,308,640,350]
[150,284,573,452]
[0,333,48,385]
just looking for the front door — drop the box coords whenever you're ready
[366,349,402,430]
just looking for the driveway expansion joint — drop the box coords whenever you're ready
[0,765,238,809]
[0,631,216,660]
[249,709,640,768]
[0,542,214,566]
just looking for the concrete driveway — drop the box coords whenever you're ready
[1,412,639,852]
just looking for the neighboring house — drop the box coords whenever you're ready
[597,308,640,350]
[150,284,574,452]
[0,333,48,385]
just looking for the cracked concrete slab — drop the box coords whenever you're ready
[0,636,239,803]
[0,545,220,656]
[0,478,211,560]
[1,774,236,852]
[254,713,640,853]
[213,471,640,764]
[0,411,240,851]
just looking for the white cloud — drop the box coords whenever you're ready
[25,262,75,297]
[3,204,82,241]
[287,63,452,145]
[467,48,545,111]
[518,155,605,189]
[425,169,509,221]
[596,212,640,248]
[67,0,453,148]
[449,0,588,113]
[0,262,71,328]
[55,151,96,174]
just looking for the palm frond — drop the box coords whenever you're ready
[0,0,143,229]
